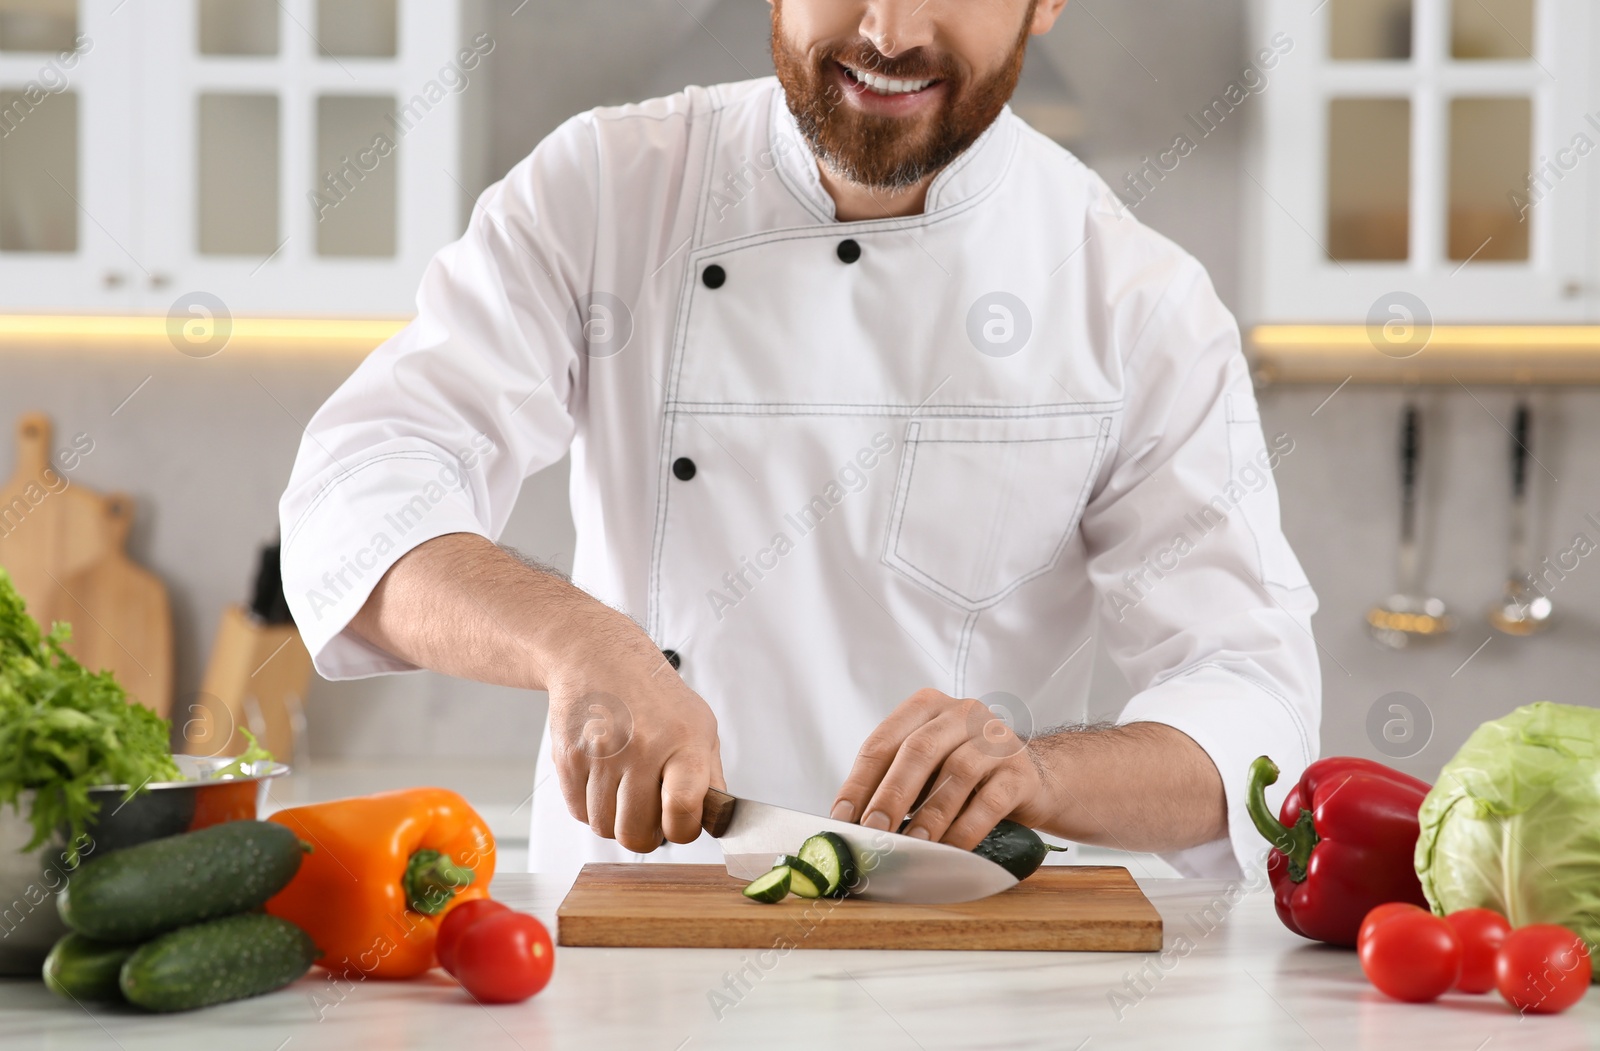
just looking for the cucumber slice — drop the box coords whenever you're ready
[775,855,827,899]
[798,832,857,898]
[742,866,792,904]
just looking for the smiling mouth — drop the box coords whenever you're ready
[838,62,941,96]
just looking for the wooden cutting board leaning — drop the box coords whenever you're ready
[0,412,173,715]
[557,863,1164,951]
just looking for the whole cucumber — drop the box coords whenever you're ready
[43,932,138,1002]
[119,913,316,1012]
[58,820,305,942]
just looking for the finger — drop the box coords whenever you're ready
[709,739,727,792]
[660,750,711,845]
[584,765,621,841]
[830,689,946,824]
[858,712,975,833]
[943,767,1033,851]
[901,740,999,843]
[555,750,590,825]
[614,769,664,854]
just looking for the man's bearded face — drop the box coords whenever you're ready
[770,1,1037,193]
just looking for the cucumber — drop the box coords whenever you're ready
[742,867,792,904]
[59,820,306,942]
[775,854,827,899]
[119,913,316,1012]
[973,819,1068,880]
[43,933,138,1002]
[798,832,856,898]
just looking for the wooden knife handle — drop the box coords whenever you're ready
[702,786,737,838]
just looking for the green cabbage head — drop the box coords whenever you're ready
[1415,701,1600,962]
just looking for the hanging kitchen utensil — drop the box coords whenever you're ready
[1488,402,1552,635]
[1367,403,1454,648]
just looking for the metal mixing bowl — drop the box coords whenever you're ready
[0,755,290,975]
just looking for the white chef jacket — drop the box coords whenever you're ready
[279,77,1320,886]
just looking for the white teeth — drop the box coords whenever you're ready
[846,67,935,95]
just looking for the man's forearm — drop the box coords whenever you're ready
[347,531,639,690]
[351,532,724,851]
[1027,722,1227,853]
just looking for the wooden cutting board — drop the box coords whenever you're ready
[0,413,172,715]
[556,864,1163,951]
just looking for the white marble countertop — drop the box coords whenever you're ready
[4,871,1598,1051]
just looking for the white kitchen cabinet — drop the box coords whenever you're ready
[0,0,490,316]
[1246,0,1600,323]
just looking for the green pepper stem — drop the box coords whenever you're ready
[403,849,475,915]
[1246,755,1317,882]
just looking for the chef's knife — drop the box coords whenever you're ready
[700,787,1019,904]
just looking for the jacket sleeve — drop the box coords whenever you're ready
[278,114,599,679]
[1078,252,1321,879]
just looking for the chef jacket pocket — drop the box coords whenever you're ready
[1226,394,1311,591]
[883,413,1112,610]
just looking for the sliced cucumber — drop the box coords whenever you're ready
[775,855,827,899]
[798,832,857,898]
[742,866,792,904]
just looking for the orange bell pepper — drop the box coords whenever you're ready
[265,787,495,979]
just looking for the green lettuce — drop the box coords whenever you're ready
[0,566,179,855]
[213,728,273,779]
[1415,701,1600,962]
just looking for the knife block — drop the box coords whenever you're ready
[185,604,313,763]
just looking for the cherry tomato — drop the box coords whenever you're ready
[435,898,510,976]
[453,910,555,1004]
[1444,908,1512,994]
[1357,902,1425,954]
[1359,909,1462,1003]
[1495,924,1592,1015]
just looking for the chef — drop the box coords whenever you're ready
[280,0,1320,887]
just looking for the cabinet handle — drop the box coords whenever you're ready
[150,272,172,290]
[103,271,125,289]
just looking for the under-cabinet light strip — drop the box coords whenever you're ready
[0,315,410,354]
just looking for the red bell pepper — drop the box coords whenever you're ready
[1247,755,1431,947]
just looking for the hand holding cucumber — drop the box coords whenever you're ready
[830,688,1057,850]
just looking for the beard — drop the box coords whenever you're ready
[770,0,1036,193]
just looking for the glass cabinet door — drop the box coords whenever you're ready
[1250,0,1598,322]
[0,0,485,315]
[0,0,136,310]
[136,0,476,315]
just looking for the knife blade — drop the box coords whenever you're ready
[700,787,1018,904]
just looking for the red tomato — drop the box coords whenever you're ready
[1444,909,1512,994]
[1495,924,1592,1015]
[453,911,555,1004]
[436,898,510,976]
[1359,910,1462,1003]
[1357,902,1425,954]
